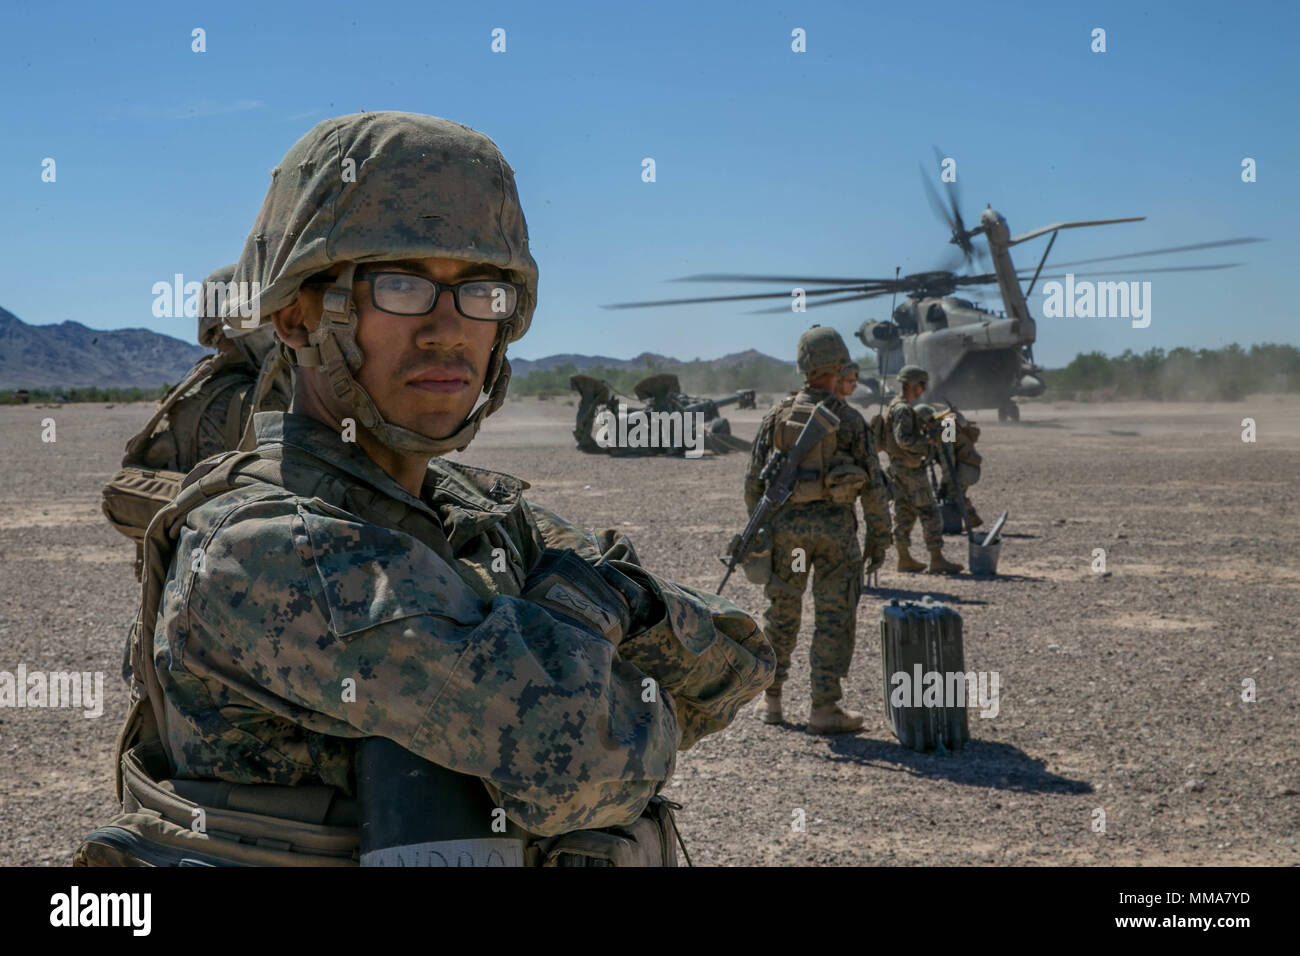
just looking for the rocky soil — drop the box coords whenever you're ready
[1,394,1296,865]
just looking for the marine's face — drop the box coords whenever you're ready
[836,374,858,398]
[350,257,506,441]
[294,256,508,441]
[902,381,926,401]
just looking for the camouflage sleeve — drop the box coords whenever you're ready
[521,500,775,750]
[182,500,683,838]
[890,404,931,458]
[744,410,776,514]
[600,570,774,750]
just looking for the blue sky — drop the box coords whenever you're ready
[1,0,1296,367]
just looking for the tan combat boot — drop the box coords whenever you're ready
[897,543,926,573]
[809,703,865,735]
[761,690,783,724]
[967,508,983,529]
[928,549,962,574]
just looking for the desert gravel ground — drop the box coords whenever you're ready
[1,394,1297,866]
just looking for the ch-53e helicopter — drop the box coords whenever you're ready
[605,160,1261,421]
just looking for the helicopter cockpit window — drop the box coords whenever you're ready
[926,303,948,328]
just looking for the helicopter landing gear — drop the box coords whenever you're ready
[998,403,1020,423]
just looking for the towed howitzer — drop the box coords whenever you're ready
[717,402,841,595]
[683,389,757,421]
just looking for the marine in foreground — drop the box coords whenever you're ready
[78,111,774,868]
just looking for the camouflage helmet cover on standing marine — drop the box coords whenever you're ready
[897,364,930,385]
[221,111,539,456]
[796,325,851,379]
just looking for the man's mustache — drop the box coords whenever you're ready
[400,350,479,382]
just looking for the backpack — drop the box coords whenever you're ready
[101,350,287,579]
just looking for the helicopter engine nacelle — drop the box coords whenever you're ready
[856,320,901,350]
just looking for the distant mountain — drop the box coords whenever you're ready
[0,307,207,389]
[0,306,792,389]
[510,348,791,377]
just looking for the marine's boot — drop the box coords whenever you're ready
[896,543,926,574]
[761,690,784,725]
[966,507,983,529]
[808,703,865,735]
[927,549,962,574]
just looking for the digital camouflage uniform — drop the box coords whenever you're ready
[90,112,775,864]
[885,393,944,552]
[155,410,774,835]
[744,386,890,707]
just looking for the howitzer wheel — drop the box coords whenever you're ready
[998,403,1020,423]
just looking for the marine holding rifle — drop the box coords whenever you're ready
[879,365,963,574]
[740,326,892,735]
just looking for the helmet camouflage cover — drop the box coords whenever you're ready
[197,264,236,348]
[797,325,851,379]
[221,111,539,456]
[897,364,929,385]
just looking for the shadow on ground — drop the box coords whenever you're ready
[862,586,988,606]
[817,735,1093,794]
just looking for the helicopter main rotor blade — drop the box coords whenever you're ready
[603,285,884,310]
[919,161,952,229]
[746,291,895,314]
[1036,237,1266,269]
[1027,263,1243,282]
[670,273,901,285]
[1007,217,1145,246]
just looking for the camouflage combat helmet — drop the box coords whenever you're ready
[197,264,236,348]
[897,364,929,385]
[840,361,860,378]
[913,403,935,422]
[221,111,539,456]
[797,325,850,380]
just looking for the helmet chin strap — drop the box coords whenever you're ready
[288,263,513,458]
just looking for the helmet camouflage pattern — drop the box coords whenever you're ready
[197,264,236,348]
[897,364,929,385]
[221,111,539,456]
[796,325,850,379]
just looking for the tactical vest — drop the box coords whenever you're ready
[101,350,288,580]
[78,446,683,868]
[879,398,927,469]
[772,396,866,505]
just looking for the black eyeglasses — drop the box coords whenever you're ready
[344,271,521,321]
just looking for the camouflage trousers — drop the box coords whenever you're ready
[888,462,943,552]
[762,501,862,706]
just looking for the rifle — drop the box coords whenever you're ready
[931,427,972,536]
[718,402,841,595]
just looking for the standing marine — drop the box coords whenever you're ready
[79,111,774,867]
[744,326,891,734]
[879,365,962,574]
